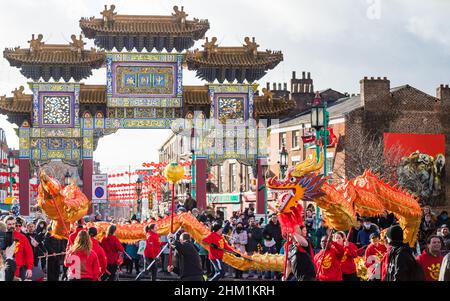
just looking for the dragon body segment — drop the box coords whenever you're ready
[266,152,422,247]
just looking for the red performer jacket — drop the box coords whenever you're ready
[64,250,100,280]
[67,228,84,249]
[13,230,34,275]
[101,235,124,265]
[144,231,162,259]
[314,241,345,281]
[91,238,107,277]
[341,242,358,275]
[202,232,234,260]
[416,250,443,281]
[365,242,387,268]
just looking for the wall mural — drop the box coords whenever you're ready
[397,151,446,206]
[384,133,446,206]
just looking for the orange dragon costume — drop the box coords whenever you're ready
[37,151,421,274]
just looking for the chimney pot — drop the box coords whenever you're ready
[266,82,270,90]
[284,83,287,90]
[364,76,368,80]
[302,71,306,79]
[273,83,276,90]
[383,77,387,80]
[278,83,282,90]
[370,77,375,80]
[446,85,449,88]
[292,71,296,79]
[307,72,311,79]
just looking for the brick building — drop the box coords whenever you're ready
[345,77,450,208]
[269,76,449,209]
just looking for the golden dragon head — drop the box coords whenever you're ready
[266,151,326,214]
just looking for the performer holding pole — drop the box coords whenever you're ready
[163,163,185,270]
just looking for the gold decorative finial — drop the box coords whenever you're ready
[202,37,218,58]
[12,86,25,100]
[261,88,274,104]
[28,34,44,55]
[243,37,259,57]
[70,34,86,57]
[172,5,188,28]
[101,4,117,28]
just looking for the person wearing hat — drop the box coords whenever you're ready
[364,232,387,280]
[202,222,235,281]
[262,231,278,280]
[381,224,424,281]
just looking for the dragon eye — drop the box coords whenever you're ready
[290,177,296,183]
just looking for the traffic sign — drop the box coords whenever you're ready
[92,174,108,203]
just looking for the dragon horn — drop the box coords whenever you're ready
[291,150,324,177]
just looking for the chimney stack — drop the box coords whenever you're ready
[437,84,450,102]
[360,76,390,108]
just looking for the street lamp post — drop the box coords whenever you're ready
[278,145,288,179]
[64,171,71,186]
[310,92,329,228]
[135,178,143,220]
[190,127,196,200]
[7,151,14,198]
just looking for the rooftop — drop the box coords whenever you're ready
[80,5,209,52]
[3,34,105,81]
[185,37,283,83]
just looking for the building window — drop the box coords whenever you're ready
[279,132,287,148]
[230,163,236,192]
[292,131,300,149]
[220,165,225,193]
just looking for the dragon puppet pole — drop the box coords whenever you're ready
[168,182,175,267]
[283,235,291,281]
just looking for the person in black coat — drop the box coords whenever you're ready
[167,232,204,281]
[184,193,197,212]
[43,225,64,281]
[246,217,263,254]
[383,225,425,281]
[35,220,48,271]
[263,214,283,252]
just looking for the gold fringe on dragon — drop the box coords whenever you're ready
[36,150,421,274]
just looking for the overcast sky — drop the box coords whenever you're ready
[0,0,449,172]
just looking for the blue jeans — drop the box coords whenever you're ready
[209,259,225,281]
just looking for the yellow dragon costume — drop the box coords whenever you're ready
[37,151,421,273]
